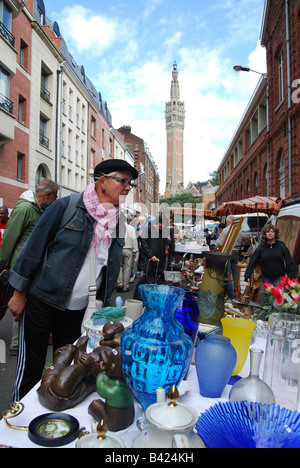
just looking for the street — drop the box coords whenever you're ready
[0,282,136,417]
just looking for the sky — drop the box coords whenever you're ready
[47,0,267,195]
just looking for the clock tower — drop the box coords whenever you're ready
[164,62,185,198]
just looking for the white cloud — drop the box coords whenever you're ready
[53,2,266,195]
[57,6,135,55]
[102,41,267,194]
[164,31,183,48]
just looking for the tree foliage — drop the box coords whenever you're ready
[160,192,202,207]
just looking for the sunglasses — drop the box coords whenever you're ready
[109,176,137,188]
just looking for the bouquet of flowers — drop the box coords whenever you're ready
[260,277,300,317]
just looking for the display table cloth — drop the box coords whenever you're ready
[0,336,266,448]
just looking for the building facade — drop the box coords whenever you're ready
[217,0,300,205]
[164,62,185,198]
[0,0,30,207]
[217,78,268,204]
[0,0,159,213]
[118,125,160,215]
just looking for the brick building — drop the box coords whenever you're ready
[217,0,300,205]
[0,0,158,213]
[118,126,160,215]
[0,1,30,207]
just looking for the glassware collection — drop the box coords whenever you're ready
[2,273,300,448]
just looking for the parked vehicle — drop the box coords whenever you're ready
[276,198,300,266]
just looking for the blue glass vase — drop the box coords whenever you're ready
[175,289,199,347]
[121,284,193,410]
[195,334,237,398]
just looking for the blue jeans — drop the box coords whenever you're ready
[261,276,281,288]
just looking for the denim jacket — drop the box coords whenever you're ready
[9,194,125,310]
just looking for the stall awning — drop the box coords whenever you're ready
[215,196,283,217]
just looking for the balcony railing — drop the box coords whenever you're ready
[40,84,51,102]
[0,93,13,115]
[39,132,49,149]
[0,21,15,48]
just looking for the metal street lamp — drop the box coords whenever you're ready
[233,64,270,196]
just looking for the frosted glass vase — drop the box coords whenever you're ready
[195,334,237,398]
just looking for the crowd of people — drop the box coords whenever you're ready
[0,158,298,403]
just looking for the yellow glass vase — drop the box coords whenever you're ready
[221,317,256,376]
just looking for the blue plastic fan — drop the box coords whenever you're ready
[196,401,300,448]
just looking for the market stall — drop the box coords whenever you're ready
[0,335,266,448]
[1,280,300,449]
[215,196,282,217]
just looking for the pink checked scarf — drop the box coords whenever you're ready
[83,183,119,257]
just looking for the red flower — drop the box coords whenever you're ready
[291,278,300,288]
[271,287,284,306]
[280,276,292,289]
[292,292,300,303]
[263,282,273,293]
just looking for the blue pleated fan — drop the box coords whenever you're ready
[196,401,300,448]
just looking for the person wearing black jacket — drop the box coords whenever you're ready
[244,224,297,287]
[138,213,169,278]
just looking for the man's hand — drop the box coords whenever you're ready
[8,290,26,322]
[150,256,159,262]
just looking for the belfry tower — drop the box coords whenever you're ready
[164,62,185,198]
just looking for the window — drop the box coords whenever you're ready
[18,95,26,124]
[251,111,259,142]
[0,65,9,98]
[41,69,50,102]
[0,1,14,47]
[91,117,96,138]
[279,152,285,198]
[278,51,284,103]
[36,164,47,185]
[17,152,25,181]
[1,1,12,31]
[254,173,259,195]
[0,66,12,114]
[20,40,28,69]
[39,115,49,149]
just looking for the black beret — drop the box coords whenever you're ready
[94,159,138,180]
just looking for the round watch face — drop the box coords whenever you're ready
[28,413,80,447]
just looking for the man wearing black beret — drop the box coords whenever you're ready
[8,159,137,401]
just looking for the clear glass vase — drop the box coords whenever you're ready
[121,284,193,410]
[263,312,300,411]
[229,348,275,405]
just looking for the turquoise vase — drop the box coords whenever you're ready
[121,284,193,410]
[195,334,237,398]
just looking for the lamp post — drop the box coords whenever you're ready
[234,65,270,196]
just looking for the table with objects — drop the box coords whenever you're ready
[0,334,267,449]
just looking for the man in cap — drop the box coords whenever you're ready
[0,179,58,355]
[8,159,138,401]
